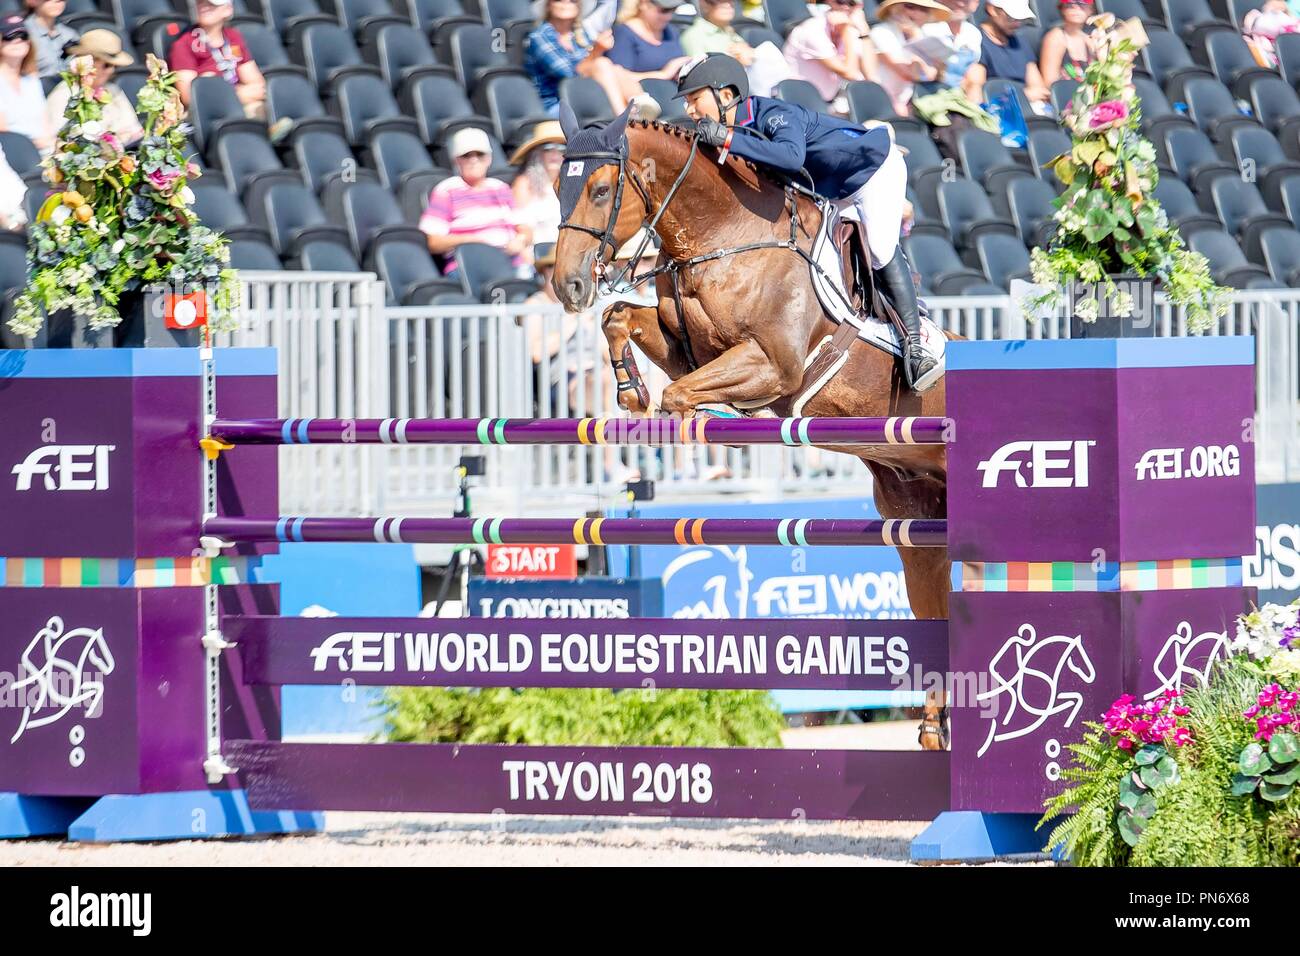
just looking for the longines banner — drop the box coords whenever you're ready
[1246,482,1300,606]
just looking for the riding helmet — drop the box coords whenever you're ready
[675,52,750,103]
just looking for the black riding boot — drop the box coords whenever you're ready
[875,250,939,392]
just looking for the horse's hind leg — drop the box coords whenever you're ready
[869,462,951,750]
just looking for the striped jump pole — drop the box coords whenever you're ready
[202,516,948,548]
[207,416,950,448]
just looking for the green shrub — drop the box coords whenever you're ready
[380,687,787,748]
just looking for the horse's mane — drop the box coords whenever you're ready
[628,118,791,195]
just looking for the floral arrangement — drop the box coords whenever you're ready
[1041,602,1300,866]
[1100,690,1190,846]
[8,54,238,340]
[1022,14,1230,333]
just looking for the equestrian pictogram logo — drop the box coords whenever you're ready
[9,616,115,746]
[1143,620,1228,700]
[662,546,753,618]
[976,623,1096,758]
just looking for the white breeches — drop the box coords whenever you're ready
[835,143,908,270]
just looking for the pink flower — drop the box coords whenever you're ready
[146,168,179,193]
[1088,99,1129,129]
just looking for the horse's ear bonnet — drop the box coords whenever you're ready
[557,105,634,219]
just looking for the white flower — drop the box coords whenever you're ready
[180,186,195,205]
[1112,290,1134,317]
[111,239,125,254]
[50,205,70,225]
[81,120,104,139]
[1075,297,1100,323]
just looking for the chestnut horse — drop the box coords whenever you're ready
[553,110,951,748]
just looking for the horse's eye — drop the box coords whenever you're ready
[592,183,611,201]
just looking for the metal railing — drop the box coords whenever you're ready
[226,273,1300,515]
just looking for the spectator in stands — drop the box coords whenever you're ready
[510,120,564,261]
[1039,0,1096,85]
[0,142,26,230]
[919,0,982,92]
[782,0,879,114]
[871,0,949,116]
[0,16,52,155]
[964,0,1050,111]
[168,0,268,121]
[525,0,635,115]
[679,0,791,96]
[1242,0,1300,68]
[608,0,691,83]
[46,31,143,146]
[420,127,529,270]
[24,0,77,78]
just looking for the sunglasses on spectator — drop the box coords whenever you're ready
[3,30,29,41]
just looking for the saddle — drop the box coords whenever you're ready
[788,199,947,416]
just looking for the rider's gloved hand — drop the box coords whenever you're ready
[695,118,729,147]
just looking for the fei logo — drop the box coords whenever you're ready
[1134,445,1240,481]
[12,445,114,491]
[976,440,1095,489]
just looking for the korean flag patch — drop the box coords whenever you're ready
[566,161,584,177]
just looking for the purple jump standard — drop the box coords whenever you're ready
[208,415,950,447]
[202,516,949,548]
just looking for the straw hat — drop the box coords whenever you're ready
[67,29,135,67]
[534,242,557,267]
[509,120,565,165]
[875,0,952,20]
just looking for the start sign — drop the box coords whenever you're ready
[486,543,577,579]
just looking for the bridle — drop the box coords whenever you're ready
[558,119,858,372]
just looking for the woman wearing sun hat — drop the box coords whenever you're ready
[510,120,564,257]
[869,0,951,116]
[45,29,143,146]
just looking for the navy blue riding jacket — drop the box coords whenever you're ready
[725,96,891,200]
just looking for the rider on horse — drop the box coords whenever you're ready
[675,52,939,392]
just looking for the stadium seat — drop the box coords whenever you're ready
[453,242,539,302]
[0,132,40,177]
[369,128,435,191]
[228,237,284,270]
[639,78,688,122]
[298,22,381,90]
[291,238,363,272]
[1276,32,1300,91]
[1204,29,1274,98]
[955,128,1027,193]
[404,72,489,144]
[373,238,463,303]
[189,181,272,243]
[339,180,427,259]
[324,0,407,42]
[1256,226,1300,285]
[252,181,351,256]
[482,73,551,149]
[238,20,306,78]
[112,0,183,48]
[936,178,1019,252]
[262,0,337,50]
[998,175,1057,248]
[1182,76,1259,142]
[332,72,420,145]
[845,80,924,134]
[762,0,813,37]
[214,129,286,196]
[266,72,347,142]
[1246,75,1300,159]
[1151,176,1222,235]
[1159,0,1233,51]
[188,76,268,161]
[1140,27,1214,93]
[736,24,783,49]
[483,0,534,30]
[450,22,526,99]
[1224,124,1300,208]
[397,168,449,221]
[901,234,991,296]
[369,23,452,92]
[1206,175,1293,260]
[397,0,479,60]
[1026,125,1072,191]
[893,127,946,211]
[1095,0,1156,24]
[1050,78,1077,115]
[1186,228,1273,287]
[559,75,615,127]
[969,232,1032,290]
[290,128,357,192]
[1158,125,1240,192]
[775,78,832,115]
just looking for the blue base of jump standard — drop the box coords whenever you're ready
[909,811,1059,863]
[0,790,323,842]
